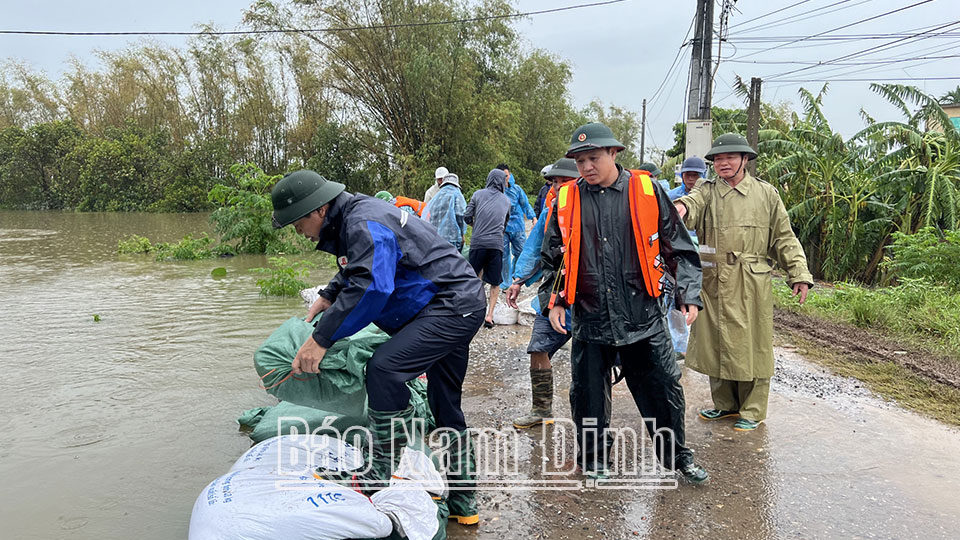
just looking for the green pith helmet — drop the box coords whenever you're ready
[270,170,345,229]
[566,122,625,157]
[374,190,393,201]
[545,157,579,179]
[638,162,662,177]
[704,133,758,161]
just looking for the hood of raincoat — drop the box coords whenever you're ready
[485,169,507,192]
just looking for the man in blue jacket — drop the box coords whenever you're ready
[497,164,537,290]
[271,169,486,525]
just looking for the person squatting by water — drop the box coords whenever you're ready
[675,134,813,432]
[538,122,709,483]
[270,170,486,525]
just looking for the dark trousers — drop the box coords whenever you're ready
[570,329,694,470]
[366,309,484,431]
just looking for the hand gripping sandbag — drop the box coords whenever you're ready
[189,436,391,540]
[255,316,386,412]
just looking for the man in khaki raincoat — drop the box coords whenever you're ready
[674,133,813,431]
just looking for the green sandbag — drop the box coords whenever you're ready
[249,316,436,440]
[255,316,387,415]
[238,402,367,443]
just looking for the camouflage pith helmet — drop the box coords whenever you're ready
[270,170,345,229]
[704,133,758,161]
[566,122,625,157]
[638,162,662,177]
[545,157,579,179]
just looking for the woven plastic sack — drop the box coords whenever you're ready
[189,435,392,540]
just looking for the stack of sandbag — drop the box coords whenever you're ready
[188,435,392,540]
[189,435,446,540]
[238,316,434,442]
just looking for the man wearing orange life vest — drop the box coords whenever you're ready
[538,122,709,483]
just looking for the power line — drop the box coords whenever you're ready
[0,0,628,36]
[768,76,960,82]
[727,0,814,30]
[648,14,696,107]
[726,54,960,66]
[766,37,960,82]
[765,18,960,81]
[728,32,960,43]
[732,0,935,61]
[731,0,867,35]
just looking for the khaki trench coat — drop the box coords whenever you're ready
[678,173,813,381]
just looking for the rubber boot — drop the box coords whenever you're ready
[512,368,554,429]
[365,405,424,493]
[445,429,479,525]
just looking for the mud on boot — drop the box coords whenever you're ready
[512,368,554,429]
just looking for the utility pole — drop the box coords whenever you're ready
[640,98,646,162]
[685,0,715,160]
[745,77,762,176]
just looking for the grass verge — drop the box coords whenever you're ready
[774,330,960,428]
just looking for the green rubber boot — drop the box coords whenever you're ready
[513,368,554,429]
[365,405,425,493]
[445,429,479,525]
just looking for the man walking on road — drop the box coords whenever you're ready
[674,134,814,432]
[504,158,579,429]
[465,168,511,328]
[499,164,537,290]
[539,122,709,483]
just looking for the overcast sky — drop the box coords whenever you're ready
[2,0,958,153]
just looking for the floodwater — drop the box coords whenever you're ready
[0,210,335,539]
[3,209,959,539]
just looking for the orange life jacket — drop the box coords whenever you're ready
[394,196,426,216]
[542,180,576,233]
[548,170,664,309]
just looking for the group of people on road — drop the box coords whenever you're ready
[266,119,814,532]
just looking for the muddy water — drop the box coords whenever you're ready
[0,210,335,539]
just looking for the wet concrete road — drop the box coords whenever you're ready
[451,325,960,540]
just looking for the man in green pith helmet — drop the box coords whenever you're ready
[639,161,669,191]
[271,170,485,526]
[674,133,814,432]
[539,122,709,483]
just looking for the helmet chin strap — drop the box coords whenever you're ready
[735,154,746,179]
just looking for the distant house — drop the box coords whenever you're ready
[947,104,960,132]
[927,103,960,133]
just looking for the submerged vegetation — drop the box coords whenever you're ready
[251,256,317,297]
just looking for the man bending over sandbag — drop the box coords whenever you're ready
[270,170,486,526]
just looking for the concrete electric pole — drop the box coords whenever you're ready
[745,77,762,176]
[685,0,714,160]
[640,98,646,162]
